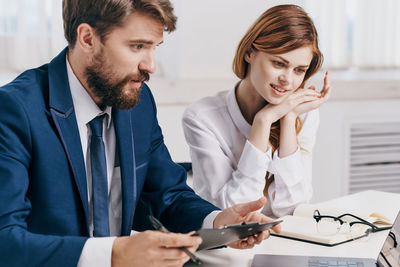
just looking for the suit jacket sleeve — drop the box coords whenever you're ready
[0,90,87,267]
[132,85,219,233]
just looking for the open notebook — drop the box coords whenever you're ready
[252,209,400,267]
[271,203,392,246]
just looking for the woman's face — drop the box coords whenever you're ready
[245,46,313,105]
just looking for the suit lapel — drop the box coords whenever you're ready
[48,48,90,234]
[46,48,136,236]
[113,109,136,236]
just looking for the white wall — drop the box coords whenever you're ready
[156,0,305,80]
[313,99,400,202]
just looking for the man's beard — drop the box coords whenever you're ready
[85,52,150,110]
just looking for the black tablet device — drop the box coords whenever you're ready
[196,220,282,250]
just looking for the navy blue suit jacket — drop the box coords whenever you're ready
[0,48,218,266]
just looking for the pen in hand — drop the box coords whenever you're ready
[148,215,202,265]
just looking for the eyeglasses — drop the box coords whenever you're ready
[379,231,399,266]
[313,209,391,239]
[389,232,398,248]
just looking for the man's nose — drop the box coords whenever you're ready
[139,51,156,74]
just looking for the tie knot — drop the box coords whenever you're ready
[89,115,106,137]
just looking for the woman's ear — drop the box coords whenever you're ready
[244,48,256,64]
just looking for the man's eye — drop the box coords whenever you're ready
[131,44,143,50]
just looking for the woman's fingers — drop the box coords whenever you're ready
[324,70,330,89]
[293,94,320,106]
[275,72,332,116]
[295,87,320,96]
[320,71,331,96]
[322,86,332,99]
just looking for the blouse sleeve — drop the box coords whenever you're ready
[267,109,320,217]
[182,110,272,210]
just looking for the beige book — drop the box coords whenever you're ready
[271,203,392,246]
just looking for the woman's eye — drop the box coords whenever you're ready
[295,68,306,74]
[273,61,284,67]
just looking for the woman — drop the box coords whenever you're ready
[182,4,331,217]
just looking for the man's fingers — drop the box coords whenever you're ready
[159,246,197,261]
[233,197,267,216]
[241,240,255,249]
[262,230,270,240]
[156,232,202,248]
[247,235,256,245]
[164,257,191,267]
[271,223,281,234]
[254,233,265,244]
[238,239,250,249]
[244,211,277,225]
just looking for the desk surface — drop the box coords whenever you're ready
[185,190,400,267]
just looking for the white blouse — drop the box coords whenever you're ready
[182,88,319,217]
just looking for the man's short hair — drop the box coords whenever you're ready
[62,0,177,48]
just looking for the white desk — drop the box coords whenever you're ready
[185,190,400,267]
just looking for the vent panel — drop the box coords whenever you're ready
[348,121,400,194]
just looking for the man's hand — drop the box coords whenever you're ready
[111,230,202,267]
[213,197,281,249]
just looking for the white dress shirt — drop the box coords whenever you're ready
[182,88,319,218]
[66,59,119,266]
[66,58,218,267]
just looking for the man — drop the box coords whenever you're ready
[0,0,280,266]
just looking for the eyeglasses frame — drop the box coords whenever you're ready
[313,209,391,234]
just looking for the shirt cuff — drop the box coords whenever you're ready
[77,237,117,267]
[237,140,271,178]
[270,147,304,187]
[202,210,221,229]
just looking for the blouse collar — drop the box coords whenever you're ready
[226,84,252,139]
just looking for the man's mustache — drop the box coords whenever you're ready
[128,71,150,83]
[116,70,150,88]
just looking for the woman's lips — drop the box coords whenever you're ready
[271,84,288,96]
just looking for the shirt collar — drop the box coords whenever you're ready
[66,56,112,129]
[226,84,251,139]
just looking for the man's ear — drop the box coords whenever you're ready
[76,23,97,52]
